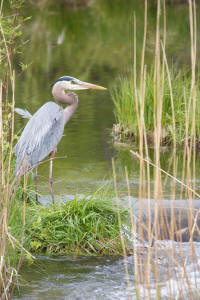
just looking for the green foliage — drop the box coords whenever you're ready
[111,70,200,145]
[25,197,125,255]
[0,1,32,296]
[0,0,30,80]
[22,197,127,256]
[8,182,129,258]
[15,174,36,204]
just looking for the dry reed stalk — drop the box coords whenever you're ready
[186,2,199,291]
[0,74,19,299]
[0,5,34,297]
[128,148,200,297]
[152,0,163,294]
[112,159,132,300]
[130,150,200,298]
[130,151,200,199]
[126,1,200,298]
[161,42,179,267]
[133,13,145,295]
[0,17,15,297]
[134,1,152,292]
[133,0,161,296]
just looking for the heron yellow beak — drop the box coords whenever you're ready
[83,84,107,90]
[73,79,107,90]
[78,82,107,90]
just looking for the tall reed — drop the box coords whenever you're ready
[0,1,32,298]
[114,0,200,298]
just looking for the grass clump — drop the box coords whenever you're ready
[20,196,128,256]
[111,70,200,145]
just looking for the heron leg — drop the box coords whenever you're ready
[34,166,39,203]
[49,151,55,204]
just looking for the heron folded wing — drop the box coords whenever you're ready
[15,102,65,176]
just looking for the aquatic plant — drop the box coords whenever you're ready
[111,0,200,147]
[112,70,200,145]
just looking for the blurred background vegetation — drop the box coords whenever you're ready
[16,0,198,90]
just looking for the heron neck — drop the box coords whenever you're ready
[52,86,78,125]
[64,100,78,125]
[52,87,69,104]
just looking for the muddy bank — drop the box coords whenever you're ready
[113,123,200,148]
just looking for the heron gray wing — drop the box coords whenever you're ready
[15,102,65,175]
[15,108,32,119]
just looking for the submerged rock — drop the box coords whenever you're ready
[134,198,200,242]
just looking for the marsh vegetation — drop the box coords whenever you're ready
[112,70,200,145]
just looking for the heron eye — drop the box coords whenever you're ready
[70,80,76,84]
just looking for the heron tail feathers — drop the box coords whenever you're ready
[15,108,32,119]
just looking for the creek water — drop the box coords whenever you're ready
[13,1,200,299]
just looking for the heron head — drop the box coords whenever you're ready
[51,76,107,91]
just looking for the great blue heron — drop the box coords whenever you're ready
[15,76,106,202]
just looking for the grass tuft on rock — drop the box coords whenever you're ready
[23,196,128,256]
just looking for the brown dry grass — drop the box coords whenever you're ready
[115,0,200,298]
